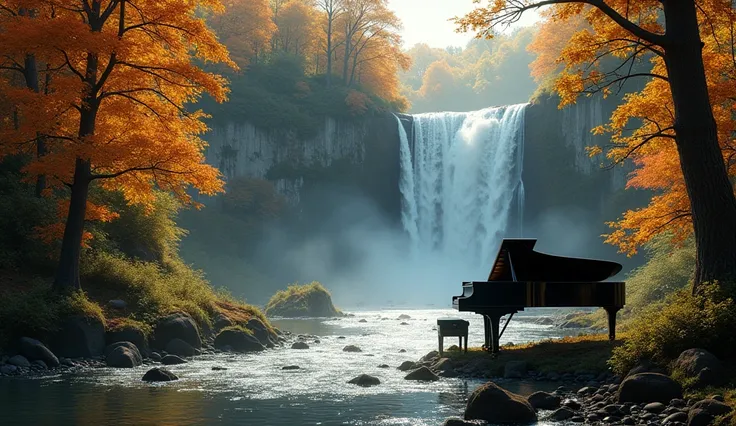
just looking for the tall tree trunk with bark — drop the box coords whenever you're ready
[662,0,736,291]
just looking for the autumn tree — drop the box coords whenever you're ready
[209,0,276,67]
[273,0,320,60]
[457,1,736,291]
[316,0,343,86]
[0,0,235,291]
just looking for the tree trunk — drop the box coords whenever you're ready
[52,159,90,292]
[326,13,333,87]
[662,0,736,291]
[22,54,47,197]
[342,31,351,84]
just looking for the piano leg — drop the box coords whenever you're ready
[488,314,501,354]
[482,316,491,351]
[604,306,621,341]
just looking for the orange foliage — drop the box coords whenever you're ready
[345,89,370,115]
[273,0,320,59]
[209,0,276,67]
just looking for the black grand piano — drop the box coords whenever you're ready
[452,239,625,353]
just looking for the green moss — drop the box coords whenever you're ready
[218,325,253,336]
[265,282,340,318]
[106,317,153,337]
[446,334,619,376]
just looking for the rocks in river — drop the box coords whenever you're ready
[153,313,201,350]
[617,373,683,403]
[264,283,341,317]
[19,337,60,368]
[282,365,300,370]
[420,350,439,362]
[672,348,725,388]
[664,412,688,423]
[343,345,362,353]
[528,391,561,410]
[378,364,390,368]
[548,407,576,421]
[442,417,485,426]
[105,342,143,368]
[398,349,407,353]
[142,367,178,382]
[643,402,666,413]
[212,366,228,371]
[399,322,409,325]
[246,318,277,348]
[447,345,460,352]
[212,314,234,333]
[404,366,439,381]
[51,315,106,358]
[465,382,537,424]
[504,361,527,379]
[161,355,187,365]
[347,374,381,387]
[562,399,582,410]
[397,314,411,320]
[337,336,346,339]
[291,341,309,350]
[358,319,368,323]
[398,361,417,371]
[214,328,265,353]
[0,365,18,375]
[150,352,162,362]
[106,325,149,356]
[8,355,30,367]
[165,338,198,357]
[687,398,733,426]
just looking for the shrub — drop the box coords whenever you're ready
[609,282,736,375]
[265,281,340,317]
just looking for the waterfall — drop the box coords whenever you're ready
[398,103,528,269]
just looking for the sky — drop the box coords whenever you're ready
[388,0,542,49]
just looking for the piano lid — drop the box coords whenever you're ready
[488,239,623,282]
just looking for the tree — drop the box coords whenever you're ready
[273,1,320,59]
[0,0,234,291]
[209,0,276,67]
[457,1,736,291]
[316,0,343,87]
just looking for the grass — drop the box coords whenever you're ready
[445,334,621,376]
[265,281,341,317]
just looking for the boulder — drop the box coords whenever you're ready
[153,313,201,350]
[214,328,265,353]
[672,349,725,387]
[442,418,486,426]
[165,338,197,357]
[617,373,683,404]
[291,341,309,350]
[150,352,162,362]
[282,365,300,370]
[398,349,407,353]
[398,361,416,371]
[626,360,667,377]
[690,399,732,417]
[504,361,527,379]
[347,374,381,387]
[161,355,186,365]
[465,382,538,424]
[404,366,439,381]
[105,342,143,368]
[562,399,582,410]
[212,314,234,332]
[398,314,411,320]
[421,350,439,362]
[19,337,59,367]
[359,319,368,323]
[0,365,18,375]
[664,412,688,424]
[51,315,106,358]
[107,299,127,310]
[343,345,362,353]
[106,326,148,356]
[245,318,275,347]
[8,355,30,367]
[378,364,390,368]
[549,407,576,421]
[528,391,561,410]
[32,360,48,369]
[644,402,666,413]
[142,367,178,382]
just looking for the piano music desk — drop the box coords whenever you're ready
[437,318,469,357]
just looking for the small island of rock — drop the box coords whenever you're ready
[265,282,342,318]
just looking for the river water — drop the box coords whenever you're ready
[0,308,584,426]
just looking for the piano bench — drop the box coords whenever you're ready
[437,318,469,357]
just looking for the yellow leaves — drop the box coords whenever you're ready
[345,89,370,115]
[553,72,584,108]
[585,145,603,158]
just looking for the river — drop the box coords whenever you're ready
[0,308,586,425]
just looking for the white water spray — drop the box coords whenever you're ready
[397,104,528,272]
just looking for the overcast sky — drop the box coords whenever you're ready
[387,0,542,49]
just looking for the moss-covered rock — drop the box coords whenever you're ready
[265,282,340,318]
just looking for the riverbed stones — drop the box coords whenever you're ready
[405,366,439,381]
[664,412,688,423]
[51,315,106,358]
[105,342,143,368]
[282,365,300,370]
[644,402,666,413]
[562,399,582,410]
[142,367,178,382]
[291,341,309,349]
[672,348,724,388]
[378,364,390,368]
[161,355,186,365]
[19,337,60,367]
[343,345,362,353]
[528,391,561,410]
[8,355,30,367]
[442,418,486,426]
[398,361,416,371]
[106,326,148,356]
[150,352,162,362]
[0,364,17,375]
[165,338,197,357]
[465,382,537,424]
[617,373,683,403]
[348,374,380,387]
[548,407,576,421]
[153,313,201,350]
[214,328,265,353]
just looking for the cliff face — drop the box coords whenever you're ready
[204,112,402,222]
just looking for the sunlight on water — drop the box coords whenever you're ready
[0,309,580,426]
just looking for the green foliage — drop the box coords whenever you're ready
[265,281,340,317]
[0,283,104,346]
[106,317,153,337]
[609,282,736,375]
[222,178,287,222]
[0,157,57,272]
[200,53,396,139]
[219,324,253,336]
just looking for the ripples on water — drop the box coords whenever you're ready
[0,308,584,425]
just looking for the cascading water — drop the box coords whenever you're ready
[397,103,528,272]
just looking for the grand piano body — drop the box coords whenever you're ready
[452,239,625,353]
